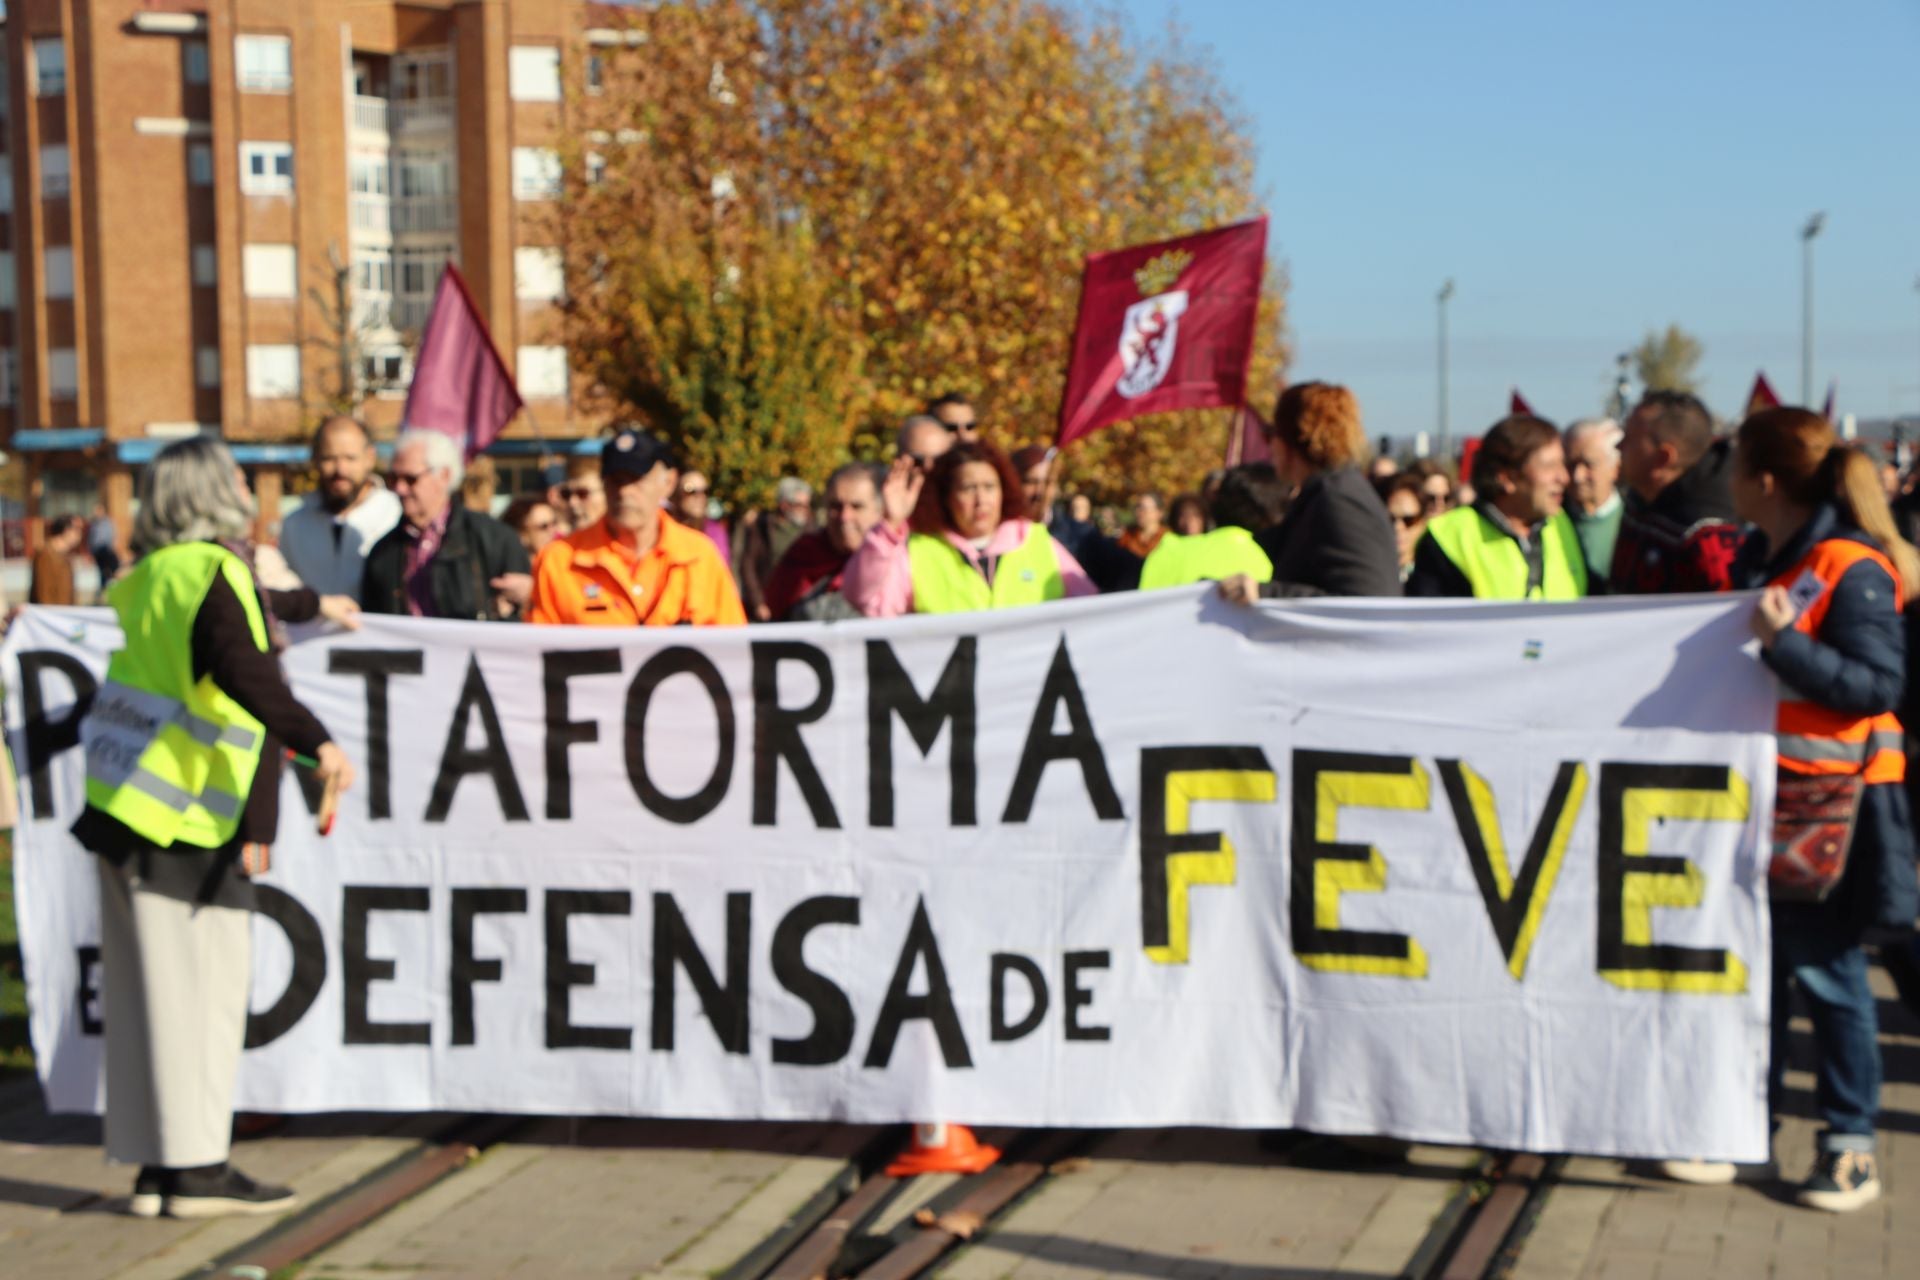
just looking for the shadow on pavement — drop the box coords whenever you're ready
[964,1231,1402,1279]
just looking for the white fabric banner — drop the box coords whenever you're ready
[3,590,1776,1159]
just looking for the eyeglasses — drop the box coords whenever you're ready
[561,485,601,501]
[940,420,975,433]
[389,469,432,490]
[1390,513,1423,528]
[1421,492,1453,512]
[679,486,709,498]
[525,519,556,533]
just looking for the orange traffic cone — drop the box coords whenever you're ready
[885,1123,1002,1176]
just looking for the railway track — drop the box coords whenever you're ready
[181,1120,1563,1280]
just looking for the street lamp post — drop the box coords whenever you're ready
[1437,279,1455,459]
[1801,212,1825,404]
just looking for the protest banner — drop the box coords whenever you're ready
[4,590,1775,1159]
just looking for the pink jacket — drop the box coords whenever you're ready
[842,518,1098,617]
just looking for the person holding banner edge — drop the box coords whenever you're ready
[72,437,357,1219]
[1661,406,1919,1210]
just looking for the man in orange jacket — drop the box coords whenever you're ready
[527,430,746,627]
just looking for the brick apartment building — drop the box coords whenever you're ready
[0,0,624,539]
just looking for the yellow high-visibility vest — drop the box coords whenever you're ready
[82,542,268,848]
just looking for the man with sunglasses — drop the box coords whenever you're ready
[895,413,954,471]
[927,392,981,445]
[528,429,745,627]
[361,429,531,620]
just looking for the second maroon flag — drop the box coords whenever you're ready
[1056,216,1267,449]
[403,262,526,459]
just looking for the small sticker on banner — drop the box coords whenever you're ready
[1785,569,1827,619]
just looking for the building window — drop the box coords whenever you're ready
[393,54,452,130]
[188,143,214,186]
[509,46,562,102]
[40,145,70,199]
[242,244,297,298]
[0,252,13,309]
[352,253,392,294]
[586,53,605,95]
[236,35,293,93]
[511,147,561,200]
[43,246,74,300]
[239,142,294,195]
[196,346,221,389]
[33,39,65,97]
[0,170,11,213]
[184,41,210,86]
[514,247,564,301]
[0,350,14,406]
[359,347,408,393]
[48,348,78,399]
[246,344,299,399]
[585,151,606,186]
[192,244,217,286]
[517,345,568,399]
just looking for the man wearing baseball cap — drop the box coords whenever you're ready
[527,429,746,626]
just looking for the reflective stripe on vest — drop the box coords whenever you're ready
[1139,527,1274,591]
[906,524,1066,613]
[82,543,270,849]
[1770,537,1907,785]
[1423,506,1588,601]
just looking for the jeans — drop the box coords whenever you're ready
[1769,905,1881,1153]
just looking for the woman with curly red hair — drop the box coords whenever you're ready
[1220,381,1402,602]
[842,441,1097,615]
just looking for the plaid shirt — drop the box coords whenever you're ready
[400,507,451,618]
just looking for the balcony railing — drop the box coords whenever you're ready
[351,95,389,133]
[392,196,454,234]
[392,296,432,331]
[393,97,451,132]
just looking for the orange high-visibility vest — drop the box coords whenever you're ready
[1772,538,1907,785]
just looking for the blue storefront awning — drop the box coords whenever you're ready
[12,428,106,451]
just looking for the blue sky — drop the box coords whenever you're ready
[1107,0,1920,440]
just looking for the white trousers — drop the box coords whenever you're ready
[96,851,252,1168]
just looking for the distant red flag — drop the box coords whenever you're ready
[1509,389,1536,416]
[1225,405,1272,467]
[1056,217,1267,449]
[403,262,525,459]
[1458,437,1482,492]
[1745,372,1782,417]
[1821,379,1837,423]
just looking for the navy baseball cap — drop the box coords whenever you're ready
[601,429,676,481]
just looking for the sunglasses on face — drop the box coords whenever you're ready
[389,469,432,490]
[561,486,601,501]
[526,519,556,533]
[1422,492,1452,511]
[679,486,709,498]
[1390,513,1422,528]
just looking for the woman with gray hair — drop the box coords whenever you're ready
[73,436,357,1219]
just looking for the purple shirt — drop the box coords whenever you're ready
[401,507,451,618]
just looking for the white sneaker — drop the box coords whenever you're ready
[1654,1158,1776,1185]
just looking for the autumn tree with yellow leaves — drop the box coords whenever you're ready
[554,0,1285,507]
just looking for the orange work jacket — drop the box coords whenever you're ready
[527,512,746,627]
[1771,537,1906,785]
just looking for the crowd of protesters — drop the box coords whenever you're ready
[29,378,1920,1219]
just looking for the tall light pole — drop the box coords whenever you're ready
[1437,278,1455,459]
[1801,212,1825,404]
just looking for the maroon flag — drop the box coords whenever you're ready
[1458,437,1482,491]
[1745,372,1782,417]
[403,262,525,458]
[1225,405,1272,467]
[1056,216,1267,448]
[1509,388,1536,416]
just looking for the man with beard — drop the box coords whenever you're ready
[278,416,401,601]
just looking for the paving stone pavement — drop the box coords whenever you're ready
[1509,962,1920,1280]
[936,1130,1481,1280]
